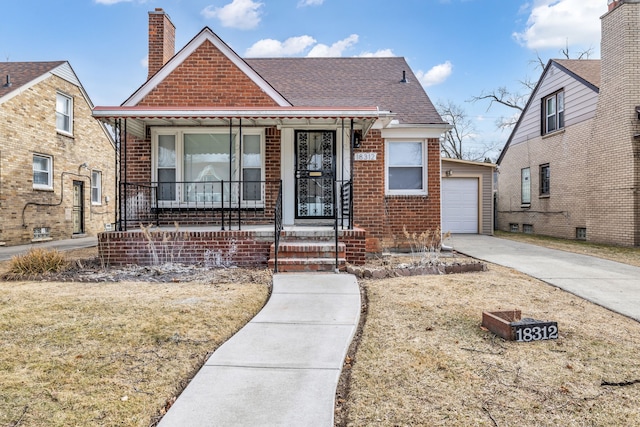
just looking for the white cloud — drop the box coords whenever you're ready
[245,35,317,57]
[201,0,264,30]
[141,55,148,69]
[513,0,606,52]
[307,34,359,57]
[297,0,324,6]
[358,49,395,57]
[416,61,453,87]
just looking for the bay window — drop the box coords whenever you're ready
[152,129,264,206]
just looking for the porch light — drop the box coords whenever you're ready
[352,130,362,148]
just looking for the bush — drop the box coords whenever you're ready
[9,248,69,276]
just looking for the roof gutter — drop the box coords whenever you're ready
[92,106,387,120]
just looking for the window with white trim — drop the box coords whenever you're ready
[543,90,564,134]
[91,170,102,204]
[56,92,73,134]
[152,128,265,206]
[33,154,53,189]
[385,140,427,195]
[521,167,531,205]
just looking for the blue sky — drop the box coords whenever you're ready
[1,0,607,158]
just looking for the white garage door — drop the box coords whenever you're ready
[442,178,478,234]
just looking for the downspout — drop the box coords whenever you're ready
[123,119,128,231]
[350,119,355,229]
[115,119,121,230]
[238,118,242,230]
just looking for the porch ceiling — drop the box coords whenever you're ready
[92,106,392,138]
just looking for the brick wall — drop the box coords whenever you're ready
[98,227,366,266]
[0,75,115,246]
[587,2,640,246]
[139,41,280,108]
[496,120,591,239]
[353,131,441,253]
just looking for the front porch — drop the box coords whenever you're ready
[98,224,366,271]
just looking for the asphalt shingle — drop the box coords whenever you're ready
[246,57,445,125]
[0,61,65,99]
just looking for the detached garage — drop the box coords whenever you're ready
[441,158,496,235]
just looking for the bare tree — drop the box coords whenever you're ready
[436,99,501,162]
[470,47,594,130]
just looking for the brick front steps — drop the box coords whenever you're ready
[268,241,346,272]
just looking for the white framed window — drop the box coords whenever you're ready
[385,140,427,195]
[152,128,265,206]
[33,154,53,190]
[521,167,531,205]
[56,92,73,134]
[543,90,564,134]
[91,170,102,205]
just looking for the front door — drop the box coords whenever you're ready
[72,181,84,234]
[295,130,335,219]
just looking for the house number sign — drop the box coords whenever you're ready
[355,152,377,161]
[513,322,558,342]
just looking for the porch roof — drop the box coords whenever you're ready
[93,105,392,138]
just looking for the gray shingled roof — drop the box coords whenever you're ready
[554,59,601,89]
[0,61,66,99]
[246,57,445,125]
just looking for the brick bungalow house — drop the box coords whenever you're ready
[93,8,449,270]
[0,61,115,246]
[496,0,640,247]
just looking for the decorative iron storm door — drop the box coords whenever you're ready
[295,130,336,219]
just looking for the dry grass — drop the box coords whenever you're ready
[495,230,640,268]
[3,235,639,426]
[8,247,68,276]
[342,259,640,425]
[0,251,269,426]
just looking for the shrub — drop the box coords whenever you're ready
[9,248,69,276]
[402,226,451,265]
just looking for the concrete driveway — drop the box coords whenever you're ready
[446,234,640,322]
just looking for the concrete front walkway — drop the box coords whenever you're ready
[447,234,640,322]
[158,273,361,427]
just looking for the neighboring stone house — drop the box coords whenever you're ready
[93,8,450,268]
[0,61,116,246]
[496,0,640,246]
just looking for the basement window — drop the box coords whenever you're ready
[576,227,587,240]
[33,227,51,240]
[523,224,533,234]
[510,223,519,233]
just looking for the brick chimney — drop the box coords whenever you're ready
[148,8,175,80]
[607,0,621,11]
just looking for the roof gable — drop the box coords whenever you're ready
[124,28,290,107]
[497,59,600,164]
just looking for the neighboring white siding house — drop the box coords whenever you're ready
[496,59,600,240]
